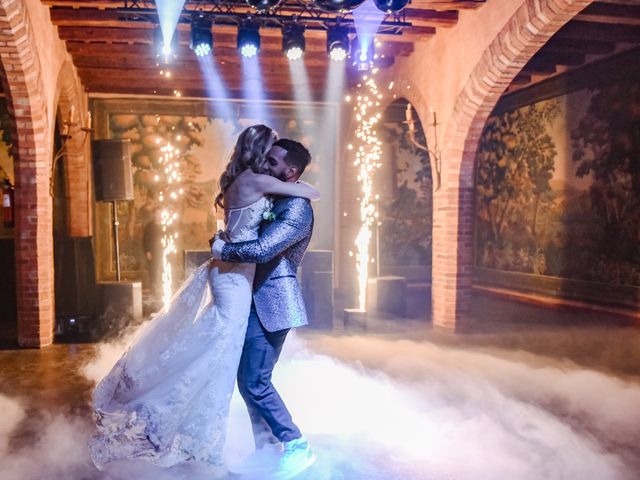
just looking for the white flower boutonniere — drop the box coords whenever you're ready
[262,210,276,222]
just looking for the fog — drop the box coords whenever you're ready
[1,330,639,479]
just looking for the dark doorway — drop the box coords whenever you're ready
[52,124,97,341]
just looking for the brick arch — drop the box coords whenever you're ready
[54,61,91,238]
[0,0,54,347]
[432,0,593,330]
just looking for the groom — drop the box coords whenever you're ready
[210,138,316,478]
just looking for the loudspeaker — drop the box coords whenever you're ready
[92,139,134,202]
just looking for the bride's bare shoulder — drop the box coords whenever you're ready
[233,168,260,185]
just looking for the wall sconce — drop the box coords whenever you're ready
[405,104,442,191]
[50,106,93,196]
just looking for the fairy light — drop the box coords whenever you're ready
[157,140,184,306]
[350,72,383,310]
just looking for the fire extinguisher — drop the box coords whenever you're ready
[2,179,14,228]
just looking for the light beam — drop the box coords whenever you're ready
[155,0,186,60]
[241,55,271,124]
[197,55,234,120]
[352,0,384,68]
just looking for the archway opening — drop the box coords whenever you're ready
[376,98,433,319]
[0,88,16,345]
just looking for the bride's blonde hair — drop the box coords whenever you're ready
[215,124,277,210]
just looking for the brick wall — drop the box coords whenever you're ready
[0,0,87,347]
[55,62,92,238]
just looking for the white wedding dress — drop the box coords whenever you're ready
[89,197,272,470]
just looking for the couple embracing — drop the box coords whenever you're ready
[89,125,321,479]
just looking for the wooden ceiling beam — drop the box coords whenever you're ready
[48,5,455,29]
[86,84,284,99]
[575,13,640,27]
[69,50,357,68]
[520,59,557,76]
[542,37,616,55]
[81,77,341,94]
[531,50,586,67]
[510,73,532,86]
[581,2,640,16]
[555,20,640,43]
[77,64,335,78]
[85,84,335,103]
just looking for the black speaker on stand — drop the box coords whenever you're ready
[93,139,134,281]
[92,139,142,331]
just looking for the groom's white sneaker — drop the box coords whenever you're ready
[228,442,283,476]
[272,436,316,480]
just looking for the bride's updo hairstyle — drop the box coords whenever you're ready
[215,124,277,210]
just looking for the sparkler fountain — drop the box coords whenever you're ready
[156,140,184,306]
[344,68,383,329]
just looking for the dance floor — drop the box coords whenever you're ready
[1,294,640,480]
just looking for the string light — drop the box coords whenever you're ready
[349,71,383,310]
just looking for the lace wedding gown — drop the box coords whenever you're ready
[89,197,271,470]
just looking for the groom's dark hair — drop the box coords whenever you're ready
[274,139,311,177]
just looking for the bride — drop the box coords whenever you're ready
[88,125,320,472]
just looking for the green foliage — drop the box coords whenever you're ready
[381,182,432,265]
[476,76,640,287]
[0,100,14,159]
[476,101,560,244]
[571,80,640,260]
[379,114,432,266]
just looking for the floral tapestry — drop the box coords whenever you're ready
[475,69,640,287]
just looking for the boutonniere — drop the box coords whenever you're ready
[262,210,276,222]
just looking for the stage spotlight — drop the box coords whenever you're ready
[238,23,260,58]
[373,0,409,13]
[313,0,366,13]
[154,25,178,63]
[246,0,282,12]
[353,39,374,71]
[190,21,213,57]
[327,27,349,62]
[283,24,305,61]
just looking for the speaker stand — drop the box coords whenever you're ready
[111,200,121,281]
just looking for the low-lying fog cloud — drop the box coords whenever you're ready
[2,331,639,479]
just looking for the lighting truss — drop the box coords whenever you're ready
[120,0,412,37]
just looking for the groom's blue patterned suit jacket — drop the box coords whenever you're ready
[220,196,314,332]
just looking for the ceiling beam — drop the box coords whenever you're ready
[520,59,557,76]
[542,37,616,55]
[555,20,640,43]
[48,5,456,29]
[531,50,586,67]
[87,84,305,102]
[579,2,640,20]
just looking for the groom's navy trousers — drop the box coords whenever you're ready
[237,301,302,448]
